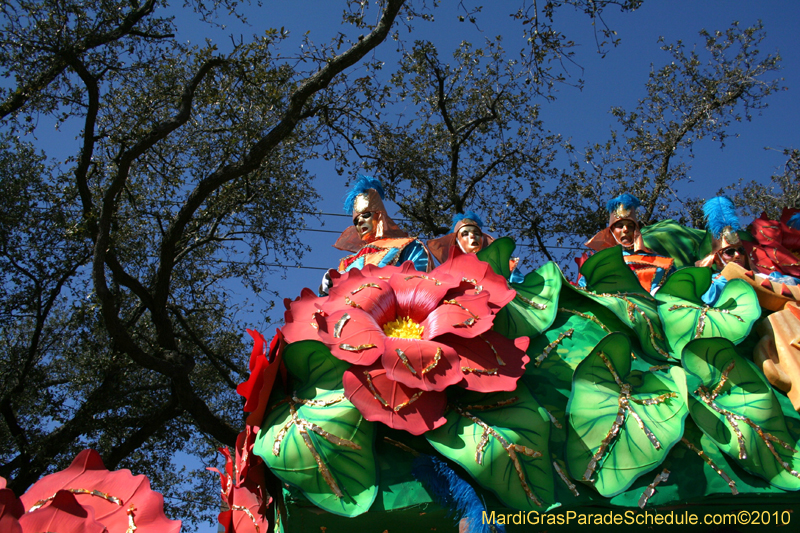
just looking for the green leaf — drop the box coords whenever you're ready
[656,266,712,303]
[476,236,515,279]
[525,311,609,396]
[426,386,555,510]
[564,282,673,362]
[282,340,350,396]
[641,219,707,269]
[657,278,760,358]
[580,246,648,295]
[566,332,688,497]
[493,261,562,338]
[682,337,800,490]
[255,390,378,517]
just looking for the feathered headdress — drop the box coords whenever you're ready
[343,175,385,214]
[703,196,741,239]
[606,193,641,215]
[449,210,484,233]
[787,212,800,230]
[334,175,407,251]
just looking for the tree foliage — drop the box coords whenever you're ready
[0,0,408,525]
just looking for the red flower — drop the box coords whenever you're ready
[9,449,180,533]
[209,426,270,533]
[283,254,529,435]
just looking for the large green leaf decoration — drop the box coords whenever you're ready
[682,337,800,491]
[580,246,649,296]
[566,332,688,497]
[525,311,609,396]
[255,390,378,516]
[657,272,760,359]
[641,219,706,269]
[476,236,516,280]
[282,340,350,396]
[564,281,672,362]
[254,340,378,517]
[493,261,562,338]
[426,386,555,510]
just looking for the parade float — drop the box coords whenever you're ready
[219,192,800,532]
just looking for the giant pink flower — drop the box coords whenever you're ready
[282,253,529,435]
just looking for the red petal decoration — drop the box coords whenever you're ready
[382,338,462,392]
[282,287,325,343]
[210,428,270,533]
[322,267,397,326]
[19,490,105,533]
[318,308,385,365]
[343,364,447,435]
[760,277,774,289]
[0,487,23,533]
[431,251,516,310]
[238,329,286,426]
[19,449,180,533]
[389,270,458,323]
[439,332,530,393]
[422,292,494,339]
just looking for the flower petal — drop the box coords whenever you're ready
[382,338,462,392]
[431,250,516,310]
[324,268,396,326]
[318,309,385,365]
[18,450,180,533]
[343,364,447,435]
[238,330,285,426]
[439,332,530,392]
[422,292,494,339]
[389,271,459,323]
[282,287,325,343]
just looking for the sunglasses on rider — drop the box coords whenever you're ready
[719,247,745,259]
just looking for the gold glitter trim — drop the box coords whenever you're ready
[28,488,123,512]
[681,438,738,495]
[582,352,675,483]
[364,371,390,408]
[421,347,442,374]
[339,343,377,352]
[383,436,419,456]
[125,504,137,533]
[230,505,259,533]
[272,402,361,498]
[453,317,477,328]
[694,360,800,478]
[667,304,745,339]
[638,468,670,508]
[351,283,381,294]
[333,313,350,339]
[404,275,442,285]
[455,405,543,506]
[461,277,484,294]
[393,391,424,412]
[544,408,563,429]
[535,329,574,367]
[515,292,547,310]
[461,366,499,375]
[461,397,520,411]
[395,347,417,375]
[649,365,671,372]
[479,334,505,366]
[344,296,361,308]
[293,394,345,407]
[553,461,579,496]
[558,308,611,333]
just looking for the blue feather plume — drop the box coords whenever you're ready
[450,210,484,233]
[703,196,741,238]
[343,175,385,213]
[606,193,641,214]
[787,212,800,230]
[412,454,503,533]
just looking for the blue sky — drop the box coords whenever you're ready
[218,1,799,332]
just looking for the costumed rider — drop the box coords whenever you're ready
[426,211,524,283]
[748,208,800,286]
[319,175,432,296]
[582,193,675,295]
[696,196,751,305]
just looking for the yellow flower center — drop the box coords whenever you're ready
[382,316,424,339]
